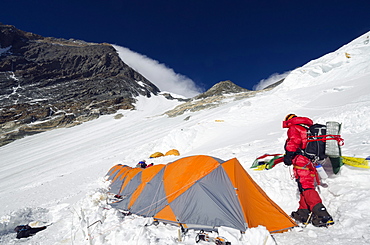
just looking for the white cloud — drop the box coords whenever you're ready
[112,45,203,98]
[253,71,291,90]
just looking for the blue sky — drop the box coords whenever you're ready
[1,0,370,93]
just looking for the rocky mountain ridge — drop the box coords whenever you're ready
[164,80,277,117]
[0,24,160,146]
[0,24,274,147]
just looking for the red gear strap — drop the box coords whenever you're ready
[308,135,344,146]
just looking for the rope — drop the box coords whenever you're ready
[142,178,163,216]
[308,134,344,146]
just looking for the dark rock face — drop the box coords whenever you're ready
[0,24,160,146]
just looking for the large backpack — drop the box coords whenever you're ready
[304,124,327,160]
[304,122,344,162]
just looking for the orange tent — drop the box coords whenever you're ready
[149,152,164,158]
[164,149,180,156]
[106,155,296,233]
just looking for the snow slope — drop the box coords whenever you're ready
[0,31,370,244]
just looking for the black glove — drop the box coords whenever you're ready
[283,151,295,166]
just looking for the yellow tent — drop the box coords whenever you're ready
[164,149,180,156]
[149,152,164,158]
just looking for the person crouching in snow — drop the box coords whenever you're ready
[136,160,147,168]
[283,114,334,227]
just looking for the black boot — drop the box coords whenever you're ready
[291,209,310,223]
[311,203,334,227]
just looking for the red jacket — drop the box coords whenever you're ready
[283,116,313,167]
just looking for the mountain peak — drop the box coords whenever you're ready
[194,80,249,100]
[0,24,160,146]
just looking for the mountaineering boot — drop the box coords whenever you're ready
[291,209,310,223]
[311,203,334,227]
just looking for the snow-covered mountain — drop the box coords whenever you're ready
[0,24,162,147]
[0,31,369,244]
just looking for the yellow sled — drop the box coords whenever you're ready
[342,156,369,169]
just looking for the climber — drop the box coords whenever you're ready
[283,114,334,227]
